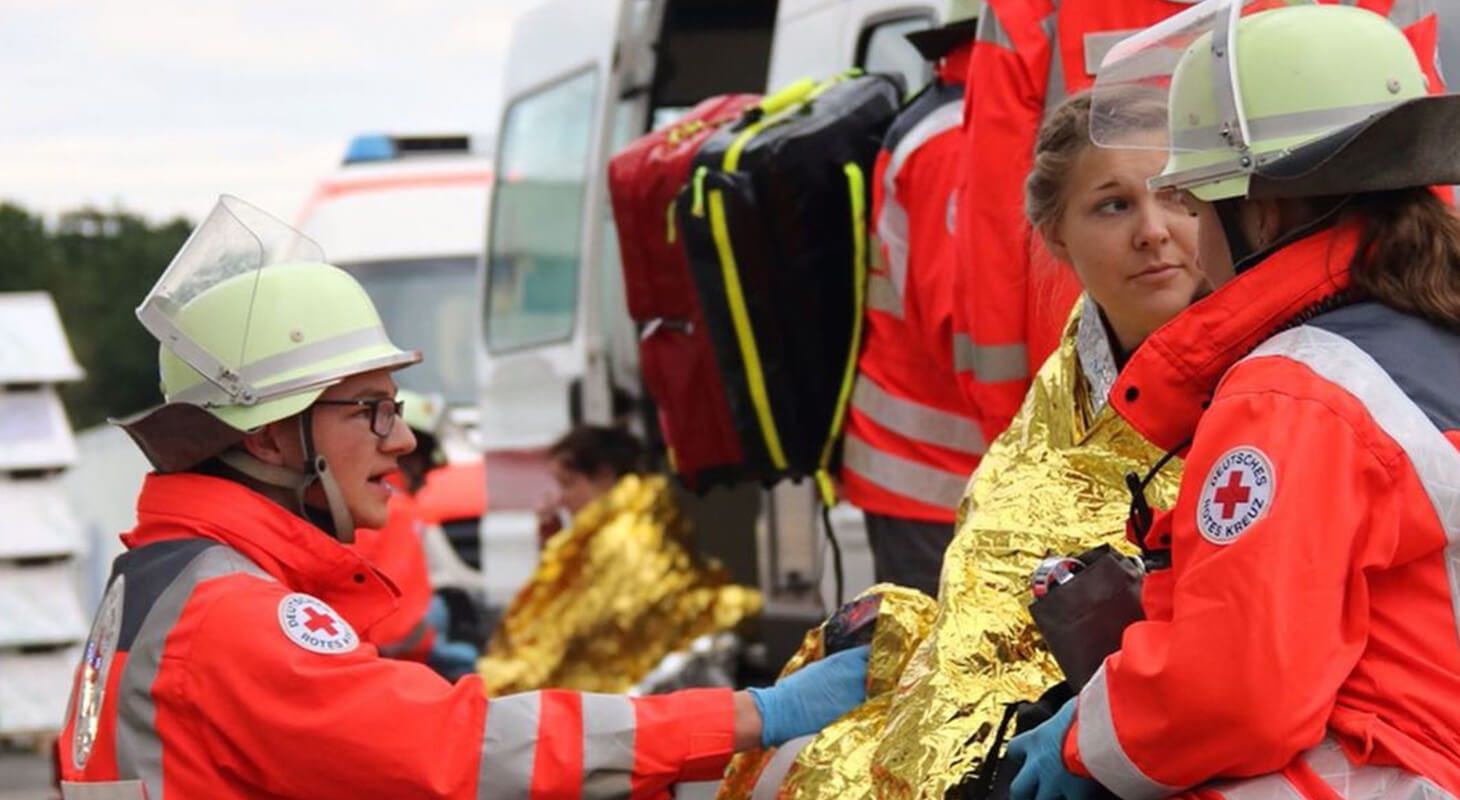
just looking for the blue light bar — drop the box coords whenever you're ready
[343,134,397,164]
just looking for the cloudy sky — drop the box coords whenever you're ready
[0,0,538,224]
[5,1,1458,226]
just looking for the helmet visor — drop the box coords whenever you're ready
[1090,0,1279,153]
[135,195,325,404]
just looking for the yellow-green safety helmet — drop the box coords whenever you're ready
[114,195,421,539]
[1091,0,1460,202]
[397,388,446,437]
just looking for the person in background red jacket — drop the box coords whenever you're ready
[352,472,436,660]
[839,0,986,597]
[353,389,480,678]
[951,0,1441,450]
[1008,3,1460,797]
[57,195,870,799]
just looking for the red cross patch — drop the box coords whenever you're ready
[278,594,358,654]
[1196,447,1276,545]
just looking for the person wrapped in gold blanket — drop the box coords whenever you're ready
[479,473,762,695]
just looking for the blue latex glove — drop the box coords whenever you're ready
[428,639,480,681]
[425,594,451,634]
[424,595,479,681]
[747,644,870,748]
[1008,699,1102,800]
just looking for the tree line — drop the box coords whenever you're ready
[0,202,193,430]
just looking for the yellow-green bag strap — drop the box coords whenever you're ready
[756,77,818,118]
[815,161,870,507]
[705,183,789,470]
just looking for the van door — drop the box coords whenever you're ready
[481,0,624,455]
[478,0,627,606]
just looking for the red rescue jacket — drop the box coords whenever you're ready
[57,473,734,799]
[352,479,435,661]
[841,44,988,522]
[1062,218,1460,797]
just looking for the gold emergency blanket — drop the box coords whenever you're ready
[717,585,939,799]
[752,297,1184,799]
[478,474,762,695]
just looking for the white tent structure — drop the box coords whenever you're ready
[0,292,87,738]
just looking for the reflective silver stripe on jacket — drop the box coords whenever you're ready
[116,546,272,800]
[842,433,969,511]
[1345,0,1433,30]
[974,1,1066,112]
[1249,326,1460,638]
[1207,738,1455,800]
[477,693,640,799]
[866,273,902,315]
[975,6,1014,49]
[1077,664,1182,800]
[952,334,1028,383]
[478,693,540,800]
[376,617,431,658]
[1041,11,1068,115]
[580,694,637,798]
[851,375,985,457]
[1083,29,1142,76]
[60,781,149,800]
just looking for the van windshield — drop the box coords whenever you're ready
[342,256,479,406]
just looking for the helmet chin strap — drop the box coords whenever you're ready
[217,409,357,543]
[1215,199,1258,271]
[1216,195,1354,276]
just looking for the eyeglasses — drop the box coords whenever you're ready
[313,397,404,439]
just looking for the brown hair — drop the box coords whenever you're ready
[1345,189,1460,330]
[1025,89,1169,232]
[548,425,645,479]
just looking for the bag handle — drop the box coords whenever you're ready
[755,77,818,118]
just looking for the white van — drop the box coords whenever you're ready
[479,0,942,660]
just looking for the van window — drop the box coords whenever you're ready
[859,15,935,92]
[486,69,599,352]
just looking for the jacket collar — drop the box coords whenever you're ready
[939,41,973,85]
[1109,219,1362,451]
[1075,294,1120,420]
[123,473,399,632]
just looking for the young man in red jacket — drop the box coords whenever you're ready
[57,196,868,799]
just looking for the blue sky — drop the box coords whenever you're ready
[0,0,537,224]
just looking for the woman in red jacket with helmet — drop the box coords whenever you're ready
[1009,2,1460,797]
